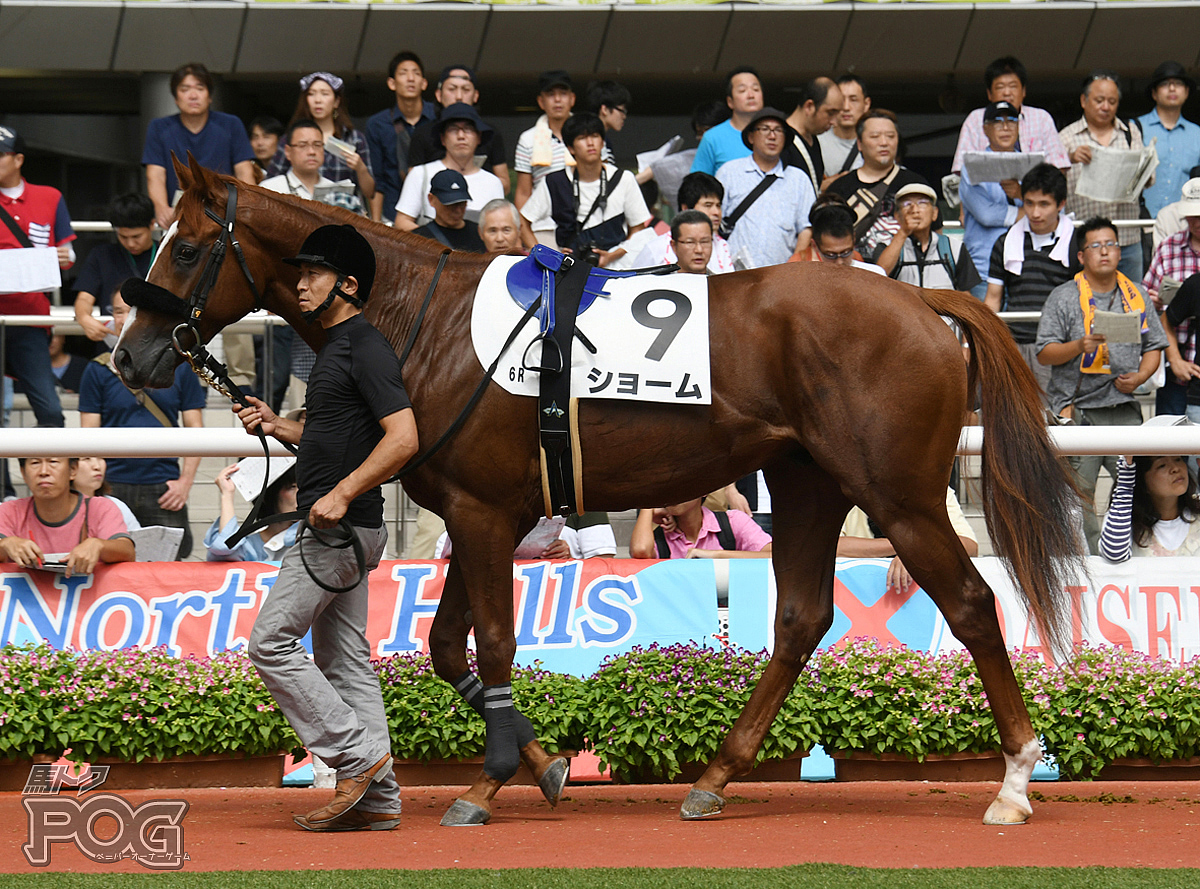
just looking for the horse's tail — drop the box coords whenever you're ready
[916,287,1083,659]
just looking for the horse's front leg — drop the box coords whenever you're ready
[429,550,569,824]
[682,462,848,819]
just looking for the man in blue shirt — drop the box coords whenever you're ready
[1138,61,1200,217]
[959,101,1025,299]
[79,290,206,558]
[690,66,763,176]
[716,108,815,268]
[142,63,256,230]
[364,51,438,223]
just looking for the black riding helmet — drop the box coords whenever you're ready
[284,223,376,319]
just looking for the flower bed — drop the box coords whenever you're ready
[377,652,588,761]
[2,640,1196,782]
[0,646,301,763]
[1028,644,1200,779]
[585,643,819,782]
[805,638,1002,759]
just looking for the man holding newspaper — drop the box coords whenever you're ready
[1059,69,1158,282]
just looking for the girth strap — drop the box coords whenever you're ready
[538,257,591,517]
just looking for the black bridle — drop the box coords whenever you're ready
[168,182,266,395]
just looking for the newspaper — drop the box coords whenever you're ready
[1076,141,1159,203]
[636,135,684,173]
[0,246,61,292]
[323,134,357,162]
[961,151,1044,183]
[1158,276,1183,307]
[1091,309,1142,344]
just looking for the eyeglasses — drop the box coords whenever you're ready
[1082,240,1120,252]
[612,106,628,117]
[674,239,712,248]
[897,198,934,210]
[818,246,855,260]
[754,126,785,136]
[290,142,324,151]
[987,116,1020,125]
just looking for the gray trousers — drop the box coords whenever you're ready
[248,524,400,814]
[1070,401,1144,556]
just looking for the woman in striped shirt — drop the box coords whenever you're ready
[1100,453,1200,560]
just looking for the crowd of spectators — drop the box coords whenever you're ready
[6,49,1200,566]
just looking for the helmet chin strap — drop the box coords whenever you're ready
[301,273,362,322]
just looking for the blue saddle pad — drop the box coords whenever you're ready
[505,245,636,334]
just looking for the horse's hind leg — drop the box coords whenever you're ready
[428,553,569,821]
[878,505,1041,825]
[682,460,849,820]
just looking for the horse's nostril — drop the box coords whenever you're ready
[113,347,132,376]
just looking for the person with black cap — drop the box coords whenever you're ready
[714,107,815,268]
[404,65,509,188]
[514,70,578,228]
[1138,61,1200,218]
[958,100,1026,298]
[411,169,486,252]
[235,223,417,832]
[394,103,504,231]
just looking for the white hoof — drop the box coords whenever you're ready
[983,794,1032,825]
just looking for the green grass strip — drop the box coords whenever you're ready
[1,867,1197,889]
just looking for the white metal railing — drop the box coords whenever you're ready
[0,312,291,335]
[2,426,1199,459]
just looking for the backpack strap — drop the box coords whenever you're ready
[714,510,736,552]
[653,525,669,558]
[936,233,956,279]
[93,353,175,428]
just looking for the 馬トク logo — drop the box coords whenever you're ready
[21,763,189,869]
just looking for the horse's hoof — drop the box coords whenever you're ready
[538,757,570,808]
[679,788,726,820]
[440,799,491,827]
[983,795,1032,825]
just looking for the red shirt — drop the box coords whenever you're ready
[0,180,76,315]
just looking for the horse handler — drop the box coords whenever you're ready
[236,223,418,831]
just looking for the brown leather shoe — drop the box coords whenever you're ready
[293,808,401,832]
[304,754,394,824]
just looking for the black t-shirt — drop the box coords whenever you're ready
[823,166,929,256]
[413,220,486,253]
[73,242,154,312]
[407,117,507,174]
[297,314,412,528]
[1165,272,1200,404]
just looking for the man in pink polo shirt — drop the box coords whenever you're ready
[630,497,772,559]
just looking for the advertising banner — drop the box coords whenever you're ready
[3,556,1195,674]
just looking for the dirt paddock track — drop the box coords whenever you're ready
[4,780,1199,873]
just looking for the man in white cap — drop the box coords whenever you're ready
[1144,177,1200,415]
[875,182,980,292]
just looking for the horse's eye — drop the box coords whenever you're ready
[177,244,199,263]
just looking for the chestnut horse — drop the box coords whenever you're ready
[117,158,1081,827]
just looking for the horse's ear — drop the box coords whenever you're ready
[187,152,211,190]
[172,154,192,192]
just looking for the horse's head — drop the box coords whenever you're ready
[113,155,287,388]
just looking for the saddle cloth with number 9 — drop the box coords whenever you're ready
[470,254,711,405]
